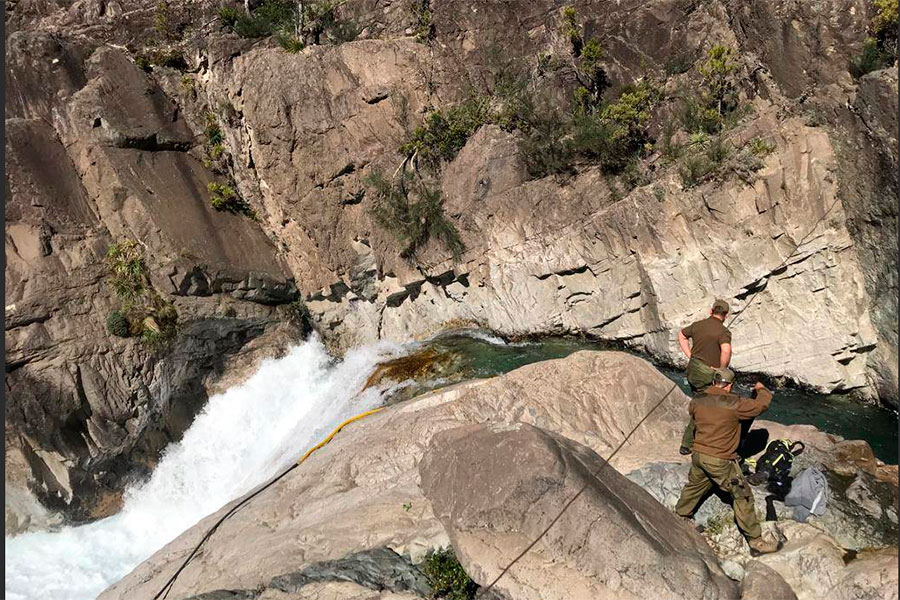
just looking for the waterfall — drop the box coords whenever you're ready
[5,336,399,600]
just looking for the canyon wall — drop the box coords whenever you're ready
[5,0,897,524]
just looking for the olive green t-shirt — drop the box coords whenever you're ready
[681,316,731,368]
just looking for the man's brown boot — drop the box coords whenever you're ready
[747,535,781,556]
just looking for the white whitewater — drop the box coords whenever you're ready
[5,336,400,600]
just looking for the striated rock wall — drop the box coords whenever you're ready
[5,29,305,527]
[175,0,895,403]
[330,117,881,403]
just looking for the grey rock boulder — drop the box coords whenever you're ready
[420,423,737,600]
[741,560,797,600]
[827,547,899,600]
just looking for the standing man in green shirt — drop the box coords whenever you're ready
[677,299,732,455]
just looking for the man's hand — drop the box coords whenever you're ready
[753,382,766,391]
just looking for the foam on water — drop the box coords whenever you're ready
[451,329,509,346]
[5,336,398,600]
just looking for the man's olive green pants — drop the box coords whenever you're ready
[681,358,716,448]
[675,452,762,539]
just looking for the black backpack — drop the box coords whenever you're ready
[748,439,805,489]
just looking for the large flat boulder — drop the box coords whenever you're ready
[420,423,736,599]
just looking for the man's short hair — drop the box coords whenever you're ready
[712,299,730,316]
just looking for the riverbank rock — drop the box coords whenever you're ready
[740,560,797,600]
[100,352,895,600]
[627,420,899,553]
[420,423,735,600]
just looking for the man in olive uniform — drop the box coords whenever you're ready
[677,299,733,454]
[675,368,780,556]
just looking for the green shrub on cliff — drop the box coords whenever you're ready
[679,136,730,188]
[872,0,899,47]
[560,5,583,55]
[553,81,660,175]
[276,32,305,52]
[208,182,257,219]
[219,0,358,47]
[218,5,241,27]
[599,82,659,149]
[688,44,739,133]
[107,240,148,300]
[105,240,179,347]
[851,38,895,77]
[520,112,577,178]
[698,45,738,109]
[410,0,435,42]
[850,0,897,79]
[205,112,224,146]
[749,137,775,157]
[106,311,131,338]
[203,112,231,174]
[665,51,695,75]
[573,38,609,110]
[422,547,478,600]
[366,169,463,261]
[154,0,176,40]
[570,114,625,170]
[399,96,493,167]
[492,71,538,133]
[562,8,607,114]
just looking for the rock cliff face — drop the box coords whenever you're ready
[100,352,897,600]
[5,0,897,524]
[5,29,306,528]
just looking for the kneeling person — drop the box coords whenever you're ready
[675,368,780,555]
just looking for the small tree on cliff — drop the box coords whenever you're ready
[697,45,739,130]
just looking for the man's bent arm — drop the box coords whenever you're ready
[737,387,772,419]
[720,342,732,368]
[678,330,692,359]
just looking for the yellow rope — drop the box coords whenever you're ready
[296,407,385,465]
[155,405,387,599]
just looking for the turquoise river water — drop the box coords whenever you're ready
[414,331,898,463]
